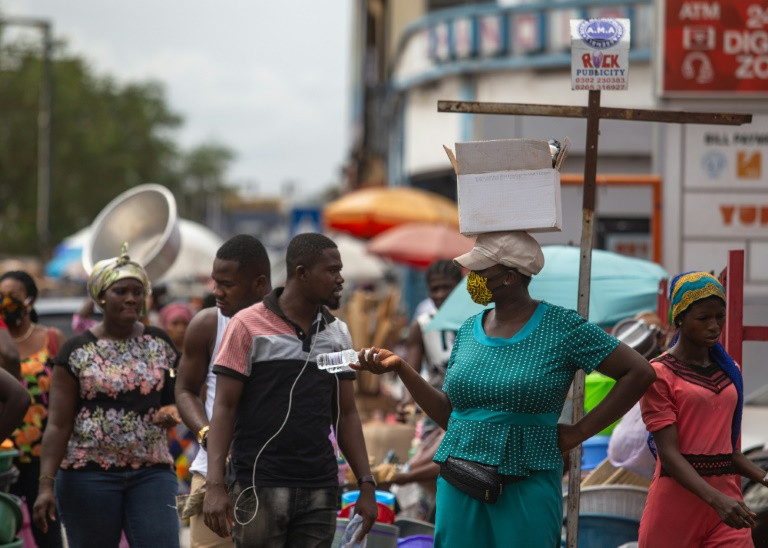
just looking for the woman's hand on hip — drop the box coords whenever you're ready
[353,348,403,375]
[32,485,57,533]
[557,423,583,454]
[710,492,757,529]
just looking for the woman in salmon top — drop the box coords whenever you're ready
[640,271,768,547]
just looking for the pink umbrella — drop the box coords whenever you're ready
[366,223,475,269]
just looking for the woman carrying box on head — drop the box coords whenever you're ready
[352,230,655,547]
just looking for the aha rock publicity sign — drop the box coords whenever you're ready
[661,0,768,95]
[570,18,631,91]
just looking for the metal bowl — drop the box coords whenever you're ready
[611,318,660,359]
[82,184,181,281]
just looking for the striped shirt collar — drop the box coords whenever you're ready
[263,288,336,340]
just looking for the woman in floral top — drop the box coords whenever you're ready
[0,270,66,548]
[33,247,181,548]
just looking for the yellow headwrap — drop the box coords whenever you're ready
[87,243,151,303]
[669,271,725,324]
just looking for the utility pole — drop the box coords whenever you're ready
[0,18,53,255]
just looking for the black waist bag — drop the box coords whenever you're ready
[440,456,504,503]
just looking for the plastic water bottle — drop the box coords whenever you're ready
[316,349,358,374]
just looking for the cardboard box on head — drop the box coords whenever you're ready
[444,137,570,235]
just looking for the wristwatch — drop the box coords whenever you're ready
[197,425,210,450]
[357,474,377,488]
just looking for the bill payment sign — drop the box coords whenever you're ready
[570,19,631,90]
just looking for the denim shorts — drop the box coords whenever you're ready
[55,466,179,548]
[229,482,338,548]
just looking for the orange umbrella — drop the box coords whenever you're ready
[367,223,475,269]
[324,187,459,239]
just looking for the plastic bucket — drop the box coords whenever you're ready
[572,514,640,547]
[338,502,396,525]
[0,492,22,544]
[584,373,618,435]
[0,467,19,492]
[397,534,434,547]
[0,451,18,474]
[582,435,611,471]
[341,490,396,510]
[394,518,435,538]
[333,518,399,548]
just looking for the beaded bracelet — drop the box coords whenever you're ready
[38,474,56,482]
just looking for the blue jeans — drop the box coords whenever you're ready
[230,482,338,548]
[55,467,179,548]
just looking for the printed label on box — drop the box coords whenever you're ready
[457,168,562,235]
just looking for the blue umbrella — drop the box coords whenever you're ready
[45,227,90,280]
[426,245,668,331]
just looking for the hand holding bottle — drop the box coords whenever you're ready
[352,347,403,375]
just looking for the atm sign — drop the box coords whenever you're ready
[662,0,768,95]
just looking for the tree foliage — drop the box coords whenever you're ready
[179,142,237,223]
[0,36,235,257]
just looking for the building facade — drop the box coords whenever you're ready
[347,0,768,393]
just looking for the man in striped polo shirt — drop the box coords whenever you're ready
[203,233,377,546]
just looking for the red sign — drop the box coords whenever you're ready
[662,0,768,95]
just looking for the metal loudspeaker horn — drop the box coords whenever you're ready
[82,184,181,281]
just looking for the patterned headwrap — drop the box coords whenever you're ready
[159,302,193,327]
[649,270,742,457]
[669,271,726,325]
[86,243,151,303]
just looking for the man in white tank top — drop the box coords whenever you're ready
[405,260,462,393]
[175,235,271,548]
[389,260,461,521]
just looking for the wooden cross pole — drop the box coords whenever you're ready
[438,95,751,547]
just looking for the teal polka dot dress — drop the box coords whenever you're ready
[434,301,619,476]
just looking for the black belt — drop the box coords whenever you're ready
[660,453,734,477]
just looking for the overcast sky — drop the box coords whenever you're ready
[2,0,352,198]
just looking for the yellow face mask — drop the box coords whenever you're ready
[466,270,507,306]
